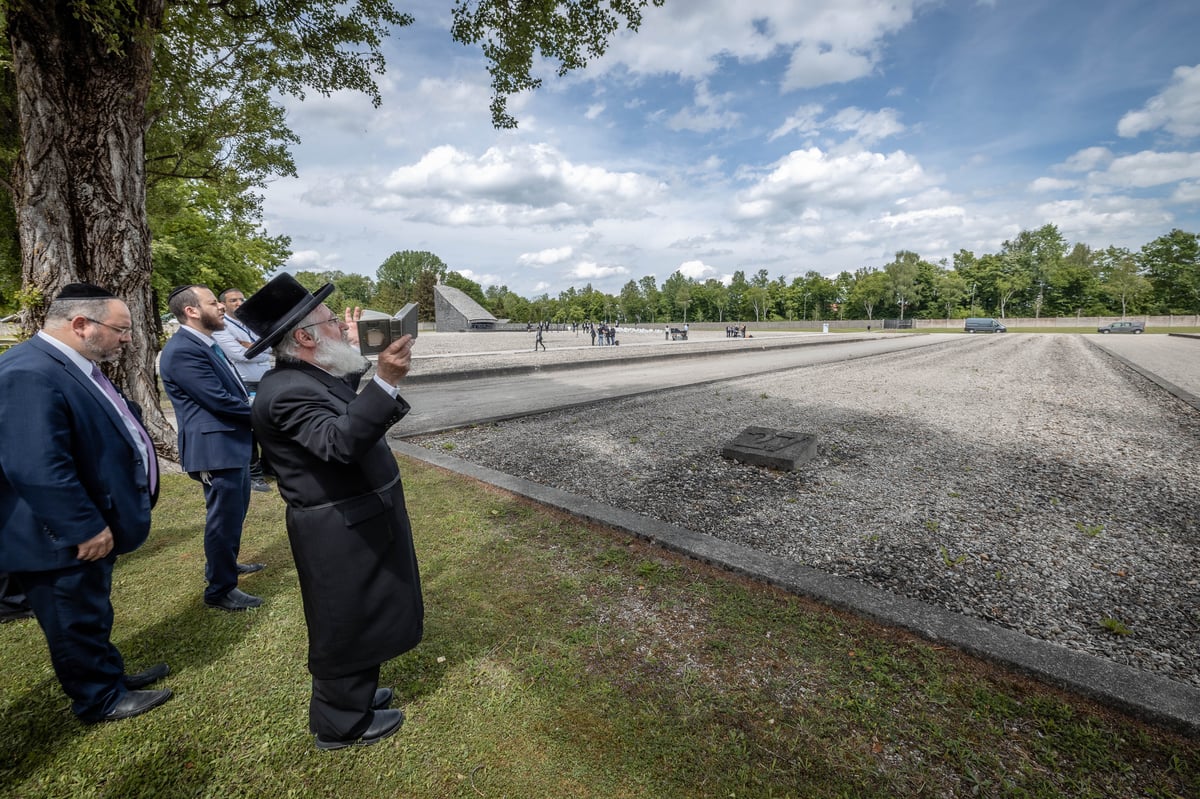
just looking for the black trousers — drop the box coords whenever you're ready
[0,571,31,619]
[18,558,127,720]
[310,663,380,740]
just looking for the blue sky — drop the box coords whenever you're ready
[262,0,1200,297]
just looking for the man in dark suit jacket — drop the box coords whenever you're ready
[160,285,264,612]
[238,274,422,751]
[0,283,171,722]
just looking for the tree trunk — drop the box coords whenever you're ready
[8,1,174,458]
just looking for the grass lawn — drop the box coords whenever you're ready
[2,462,1197,798]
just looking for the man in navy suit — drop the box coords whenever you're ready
[0,283,171,722]
[160,285,264,612]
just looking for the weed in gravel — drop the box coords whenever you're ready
[1099,617,1132,636]
[940,546,967,568]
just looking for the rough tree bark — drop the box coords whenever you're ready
[7,1,175,457]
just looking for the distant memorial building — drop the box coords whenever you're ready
[433,284,498,332]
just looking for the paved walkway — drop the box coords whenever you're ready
[395,332,950,435]
[1086,333,1200,411]
[391,332,1200,734]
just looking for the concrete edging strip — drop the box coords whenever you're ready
[393,439,1200,736]
[1084,337,1200,413]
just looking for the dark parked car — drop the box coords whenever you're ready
[964,317,1006,333]
[1097,320,1145,334]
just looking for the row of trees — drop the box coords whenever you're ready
[298,226,1200,328]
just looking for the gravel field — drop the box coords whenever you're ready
[411,333,1200,688]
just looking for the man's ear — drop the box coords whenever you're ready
[69,315,90,338]
[294,328,317,350]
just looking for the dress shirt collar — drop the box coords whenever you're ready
[36,330,95,376]
[179,324,217,347]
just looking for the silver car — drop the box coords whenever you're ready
[1097,320,1145,334]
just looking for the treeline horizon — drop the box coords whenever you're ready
[284,224,1199,325]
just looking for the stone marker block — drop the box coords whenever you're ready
[720,426,818,471]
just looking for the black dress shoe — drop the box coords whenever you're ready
[205,588,263,611]
[236,562,266,575]
[371,687,393,710]
[315,709,404,751]
[0,607,34,623]
[90,689,172,723]
[250,478,272,493]
[125,662,170,689]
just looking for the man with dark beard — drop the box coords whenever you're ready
[0,283,170,722]
[160,285,264,612]
[237,274,422,751]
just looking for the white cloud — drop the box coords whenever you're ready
[1035,197,1175,240]
[668,80,742,132]
[585,103,606,120]
[570,261,630,280]
[826,107,905,145]
[1092,150,1200,189]
[455,268,505,286]
[735,147,932,220]
[1172,180,1200,203]
[877,205,967,229]
[519,246,574,266]
[769,104,825,141]
[1117,64,1200,139]
[769,104,903,145]
[782,43,877,91]
[1060,147,1113,172]
[677,260,716,279]
[1030,177,1078,192]
[308,143,665,227]
[285,249,340,271]
[600,0,919,92]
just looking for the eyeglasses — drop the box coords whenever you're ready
[298,315,340,331]
[85,317,133,336]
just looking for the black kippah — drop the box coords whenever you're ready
[168,285,195,302]
[55,282,115,301]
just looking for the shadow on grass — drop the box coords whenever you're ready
[0,481,304,792]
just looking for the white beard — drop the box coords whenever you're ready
[313,333,369,377]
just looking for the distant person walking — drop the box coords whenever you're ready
[534,328,546,352]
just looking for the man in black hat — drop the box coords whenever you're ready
[160,285,265,612]
[238,273,422,750]
[0,283,171,722]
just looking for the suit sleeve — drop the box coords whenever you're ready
[163,341,250,422]
[0,369,109,547]
[266,378,408,465]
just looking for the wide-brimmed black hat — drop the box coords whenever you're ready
[239,273,335,359]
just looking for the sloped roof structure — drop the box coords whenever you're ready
[433,284,497,331]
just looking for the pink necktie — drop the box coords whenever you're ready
[91,364,158,494]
